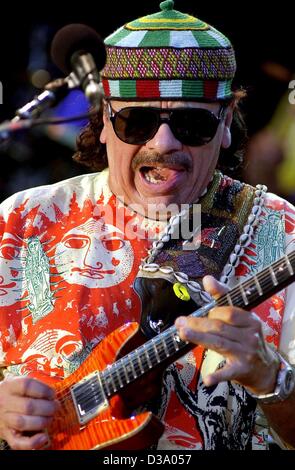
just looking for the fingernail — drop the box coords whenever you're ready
[175,317,187,328]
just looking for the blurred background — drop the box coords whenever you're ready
[0,0,294,203]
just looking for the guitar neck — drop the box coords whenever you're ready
[219,252,295,311]
[100,252,295,398]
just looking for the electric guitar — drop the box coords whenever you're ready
[42,252,295,450]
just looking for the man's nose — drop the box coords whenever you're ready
[145,122,182,154]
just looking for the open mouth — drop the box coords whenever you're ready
[139,165,186,185]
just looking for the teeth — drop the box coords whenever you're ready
[142,167,168,184]
[144,173,166,184]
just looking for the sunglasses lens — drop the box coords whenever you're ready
[171,109,220,146]
[113,108,158,145]
[111,106,221,146]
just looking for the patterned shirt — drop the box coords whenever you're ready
[0,169,295,450]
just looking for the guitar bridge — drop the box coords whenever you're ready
[70,372,108,425]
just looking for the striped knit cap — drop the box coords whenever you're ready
[101,0,236,101]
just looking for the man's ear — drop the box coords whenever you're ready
[100,109,108,144]
[221,106,234,149]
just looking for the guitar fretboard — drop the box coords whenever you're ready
[218,252,295,309]
[100,252,295,397]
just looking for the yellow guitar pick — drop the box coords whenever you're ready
[173,282,190,301]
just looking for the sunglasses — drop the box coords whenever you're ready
[107,102,226,147]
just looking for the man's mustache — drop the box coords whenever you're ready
[131,152,193,172]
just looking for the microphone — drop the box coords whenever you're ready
[0,78,70,142]
[50,24,106,107]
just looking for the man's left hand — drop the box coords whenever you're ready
[175,275,279,395]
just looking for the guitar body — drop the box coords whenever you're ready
[47,322,164,450]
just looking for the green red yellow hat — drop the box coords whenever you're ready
[101,0,236,101]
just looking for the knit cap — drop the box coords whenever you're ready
[101,0,236,101]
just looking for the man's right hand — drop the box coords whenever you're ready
[0,376,59,450]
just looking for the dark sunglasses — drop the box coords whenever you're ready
[107,102,226,147]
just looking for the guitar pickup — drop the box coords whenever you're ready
[70,372,108,425]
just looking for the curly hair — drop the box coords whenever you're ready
[73,92,248,178]
[73,108,107,172]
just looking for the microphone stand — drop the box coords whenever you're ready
[0,72,81,143]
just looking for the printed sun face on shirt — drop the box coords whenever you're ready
[54,217,134,288]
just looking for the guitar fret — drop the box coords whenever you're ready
[114,366,123,388]
[152,339,161,363]
[102,375,111,396]
[285,255,294,276]
[226,293,233,306]
[126,358,137,379]
[146,344,158,365]
[127,352,139,377]
[104,369,117,395]
[254,275,263,296]
[144,349,152,369]
[272,259,291,290]
[167,336,178,355]
[154,340,167,361]
[135,350,145,374]
[239,283,249,306]
[162,337,170,357]
[121,362,131,384]
[269,265,278,286]
[172,333,180,351]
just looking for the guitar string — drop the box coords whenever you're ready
[55,323,187,406]
[216,252,295,306]
[55,330,184,405]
